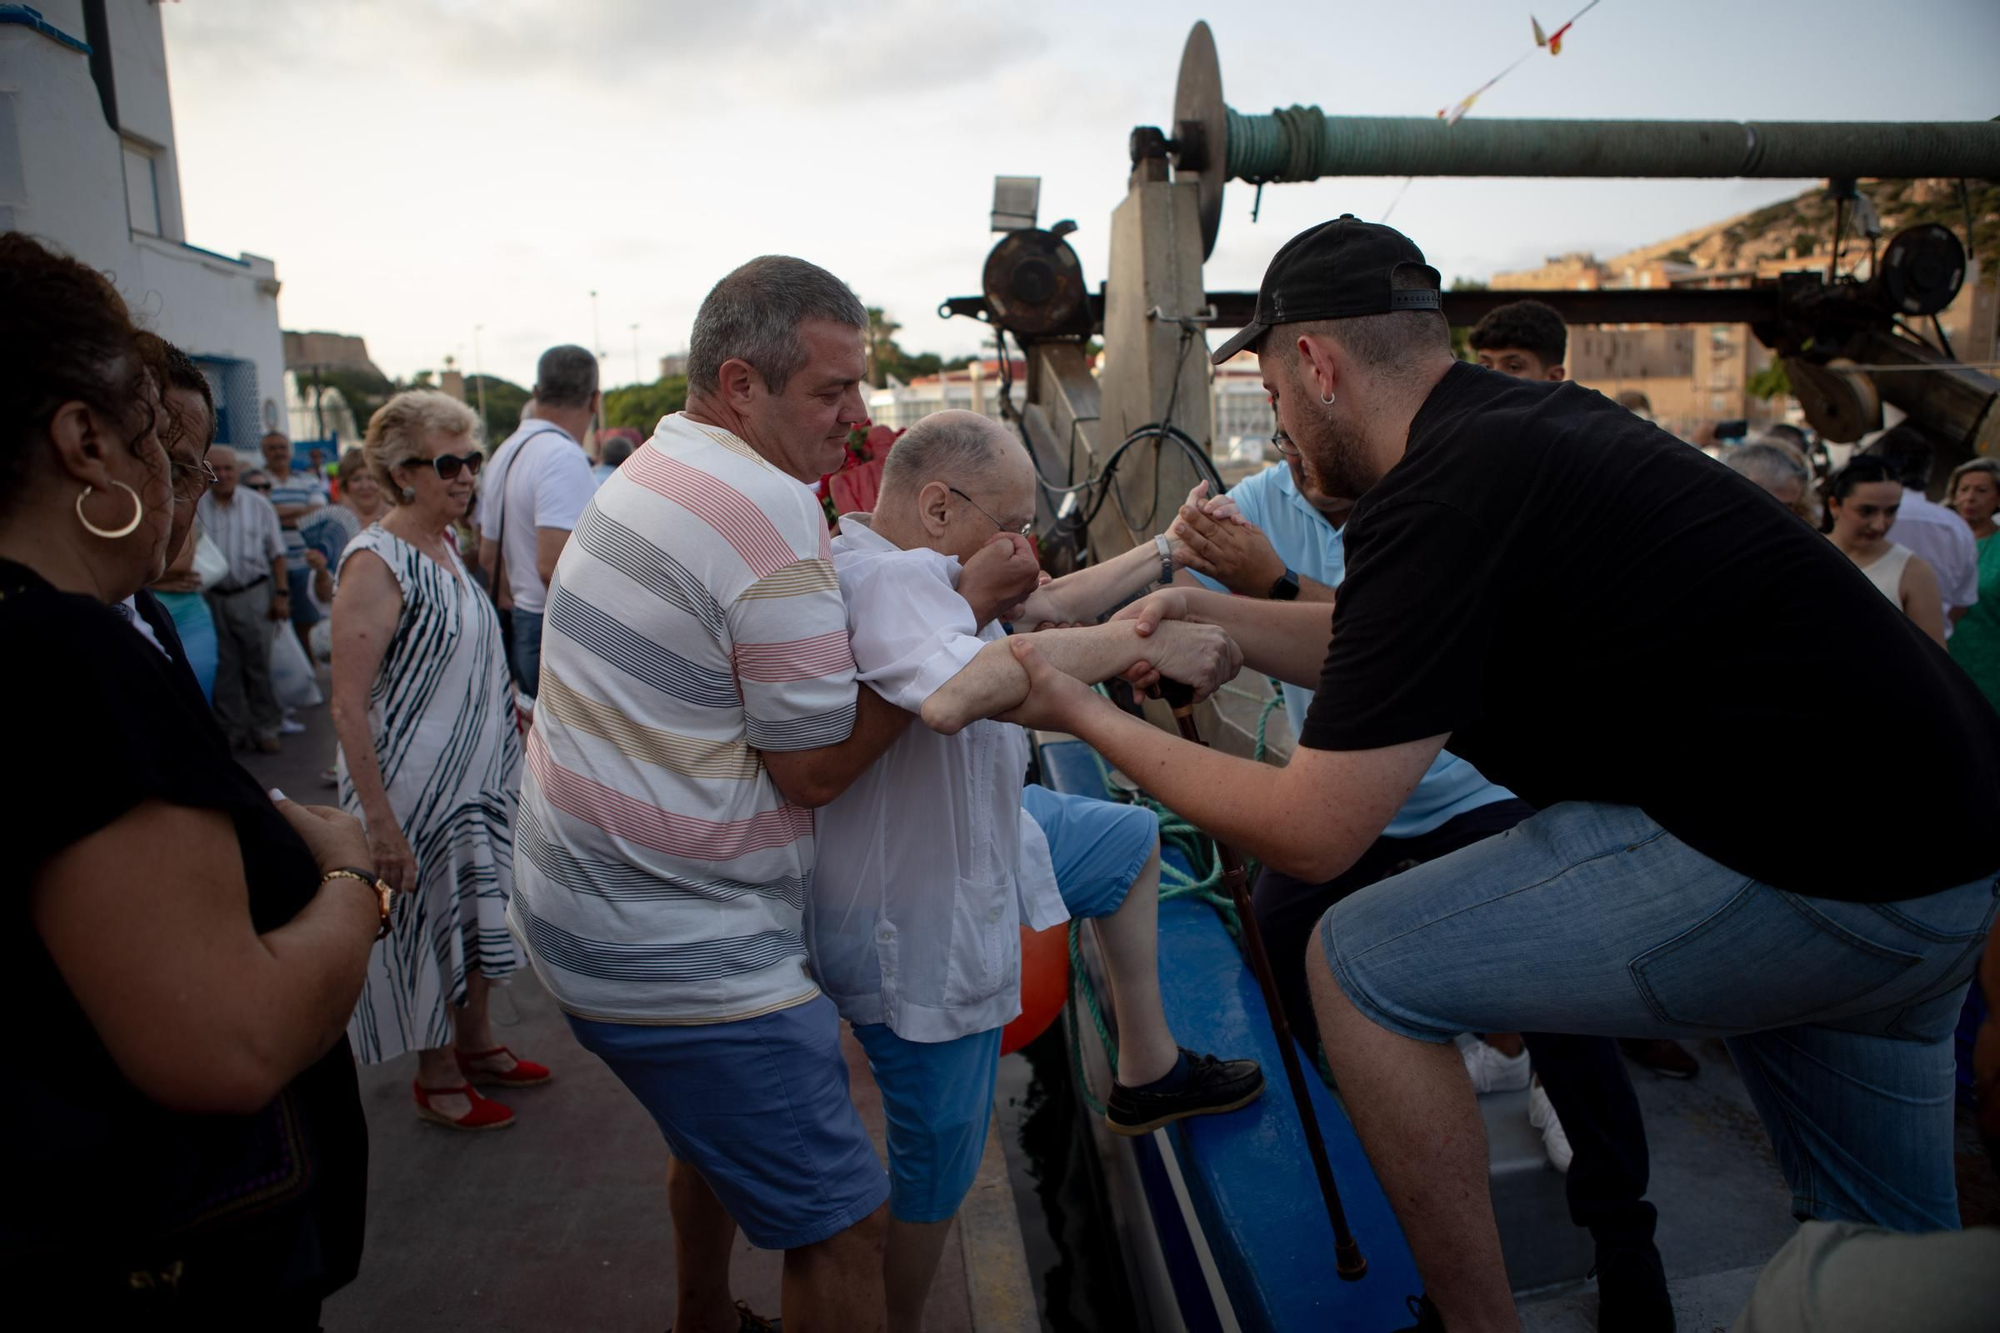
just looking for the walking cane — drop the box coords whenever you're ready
[1154,677,1368,1280]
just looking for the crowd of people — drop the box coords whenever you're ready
[5,214,1998,1333]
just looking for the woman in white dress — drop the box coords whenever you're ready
[1824,454,1947,649]
[330,390,547,1130]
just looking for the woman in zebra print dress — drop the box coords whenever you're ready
[331,390,548,1130]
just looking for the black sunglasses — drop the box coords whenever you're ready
[430,452,484,480]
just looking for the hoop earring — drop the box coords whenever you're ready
[1321,390,1337,406]
[75,481,144,539]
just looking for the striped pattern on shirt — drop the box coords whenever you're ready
[510,413,858,1024]
[197,489,286,588]
[265,472,328,556]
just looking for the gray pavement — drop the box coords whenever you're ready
[245,685,1999,1332]
[242,690,1021,1333]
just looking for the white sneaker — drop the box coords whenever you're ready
[1461,1039,1532,1093]
[278,717,307,736]
[1528,1082,1573,1173]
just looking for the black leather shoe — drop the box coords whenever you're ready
[1596,1243,1674,1333]
[1393,1294,1446,1331]
[1105,1048,1264,1136]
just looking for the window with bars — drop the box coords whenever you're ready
[192,355,260,448]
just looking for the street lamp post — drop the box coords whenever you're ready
[473,323,488,433]
[590,289,605,432]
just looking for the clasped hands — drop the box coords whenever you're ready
[953,514,1243,731]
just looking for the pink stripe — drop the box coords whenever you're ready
[733,630,856,683]
[627,447,797,577]
[528,729,811,860]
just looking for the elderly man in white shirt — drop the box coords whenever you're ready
[810,410,1265,1332]
[198,443,288,752]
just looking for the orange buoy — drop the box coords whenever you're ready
[1001,923,1072,1056]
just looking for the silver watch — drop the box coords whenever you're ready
[1153,533,1174,586]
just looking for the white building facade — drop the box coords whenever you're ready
[2,1,286,449]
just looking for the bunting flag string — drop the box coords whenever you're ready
[1384,0,1606,221]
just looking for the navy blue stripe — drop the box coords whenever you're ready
[745,705,855,751]
[572,508,727,640]
[545,585,739,708]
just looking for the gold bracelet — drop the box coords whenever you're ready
[321,867,394,939]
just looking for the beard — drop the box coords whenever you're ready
[1292,397,1377,504]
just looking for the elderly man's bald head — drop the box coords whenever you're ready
[872,410,1037,561]
[880,410,1030,498]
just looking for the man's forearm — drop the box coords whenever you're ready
[1175,588,1333,688]
[759,686,912,808]
[1024,542,1164,625]
[1061,693,1303,868]
[269,556,287,584]
[921,623,1156,734]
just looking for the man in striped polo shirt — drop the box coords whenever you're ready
[512,257,997,1333]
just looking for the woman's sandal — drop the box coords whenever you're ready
[454,1044,553,1087]
[413,1080,515,1130]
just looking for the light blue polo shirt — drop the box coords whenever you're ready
[1191,463,1516,838]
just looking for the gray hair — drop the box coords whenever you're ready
[1727,440,1810,491]
[1946,456,2000,498]
[880,410,1014,497]
[535,344,599,409]
[686,255,867,396]
[364,389,480,504]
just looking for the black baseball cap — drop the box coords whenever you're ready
[1211,215,1442,365]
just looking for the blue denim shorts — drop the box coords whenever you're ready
[566,995,888,1250]
[851,1022,1004,1223]
[1023,784,1157,919]
[1317,800,1999,1230]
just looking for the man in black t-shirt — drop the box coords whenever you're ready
[995,216,2000,1331]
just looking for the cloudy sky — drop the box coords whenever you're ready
[162,0,2000,389]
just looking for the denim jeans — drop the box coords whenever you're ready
[1259,798,1658,1250]
[1318,801,1998,1231]
[507,607,543,697]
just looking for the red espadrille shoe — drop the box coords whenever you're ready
[454,1045,552,1087]
[413,1080,515,1130]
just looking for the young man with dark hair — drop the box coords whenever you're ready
[1469,299,1567,382]
[988,216,2000,1332]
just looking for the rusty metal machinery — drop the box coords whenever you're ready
[945,19,2000,573]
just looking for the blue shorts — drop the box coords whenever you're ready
[1023,784,1157,920]
[850,790,1156,1223]
[851,1023,1003,1223]
[566,995,888,1249]
[1317,799,1999,1231]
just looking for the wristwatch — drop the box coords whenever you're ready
[322,866,395,939]
[1153,533,1175,586]
[1267,568,1302,601]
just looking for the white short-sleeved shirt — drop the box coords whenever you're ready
[808,516,1064,1043]
[197,489,286,589]
[509,413,860,1024]
[479,421,596,615]
[1888,490,1979,637]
